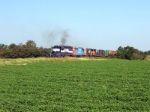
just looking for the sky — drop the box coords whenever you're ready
[0,0,150,51]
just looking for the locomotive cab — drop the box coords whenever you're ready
[50,45,74,57]
[50,45,61,57]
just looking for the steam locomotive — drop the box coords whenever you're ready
[50,45,117,57]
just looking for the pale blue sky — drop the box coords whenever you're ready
[0,0,150,51]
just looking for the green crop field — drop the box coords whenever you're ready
[0,59,150,111]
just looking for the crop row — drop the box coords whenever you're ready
[0,60,150,111]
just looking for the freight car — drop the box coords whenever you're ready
[85,48,96,57]
[50,45,117,57]
[96,50,104,57]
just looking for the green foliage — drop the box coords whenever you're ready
[9,43,17,49]
[26,40,36,48]
[116,46,146,60]
[0,40,149,59]
[0,40,50,58]
[144,50,150,55]
[0,60,150,111]
[0,44,7,49]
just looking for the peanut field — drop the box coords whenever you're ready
[0,59,150,111]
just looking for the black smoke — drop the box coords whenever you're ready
[61,30,69,45]
[44,28,70,46]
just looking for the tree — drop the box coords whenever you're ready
[116,46,145,60]
[124,46,135,60]
[116,46,125,59]
[0,44,7,50]
[144,50,150,55]
[26,40,36,48]
[9,43,17,49]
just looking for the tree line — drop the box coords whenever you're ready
[0,40,51,58]
[0,40,149,60]
[115,46,149,60]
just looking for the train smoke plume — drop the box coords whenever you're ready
[44,28,70,46]
[61,30,69,45]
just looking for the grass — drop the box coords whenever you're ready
[146,55,150,60]
[0,57,71,66]
[0,57,108,66]
[0,59,150,111]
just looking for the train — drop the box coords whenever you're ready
[50,45,117,57]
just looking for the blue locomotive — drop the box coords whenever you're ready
[74,47,85,56]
